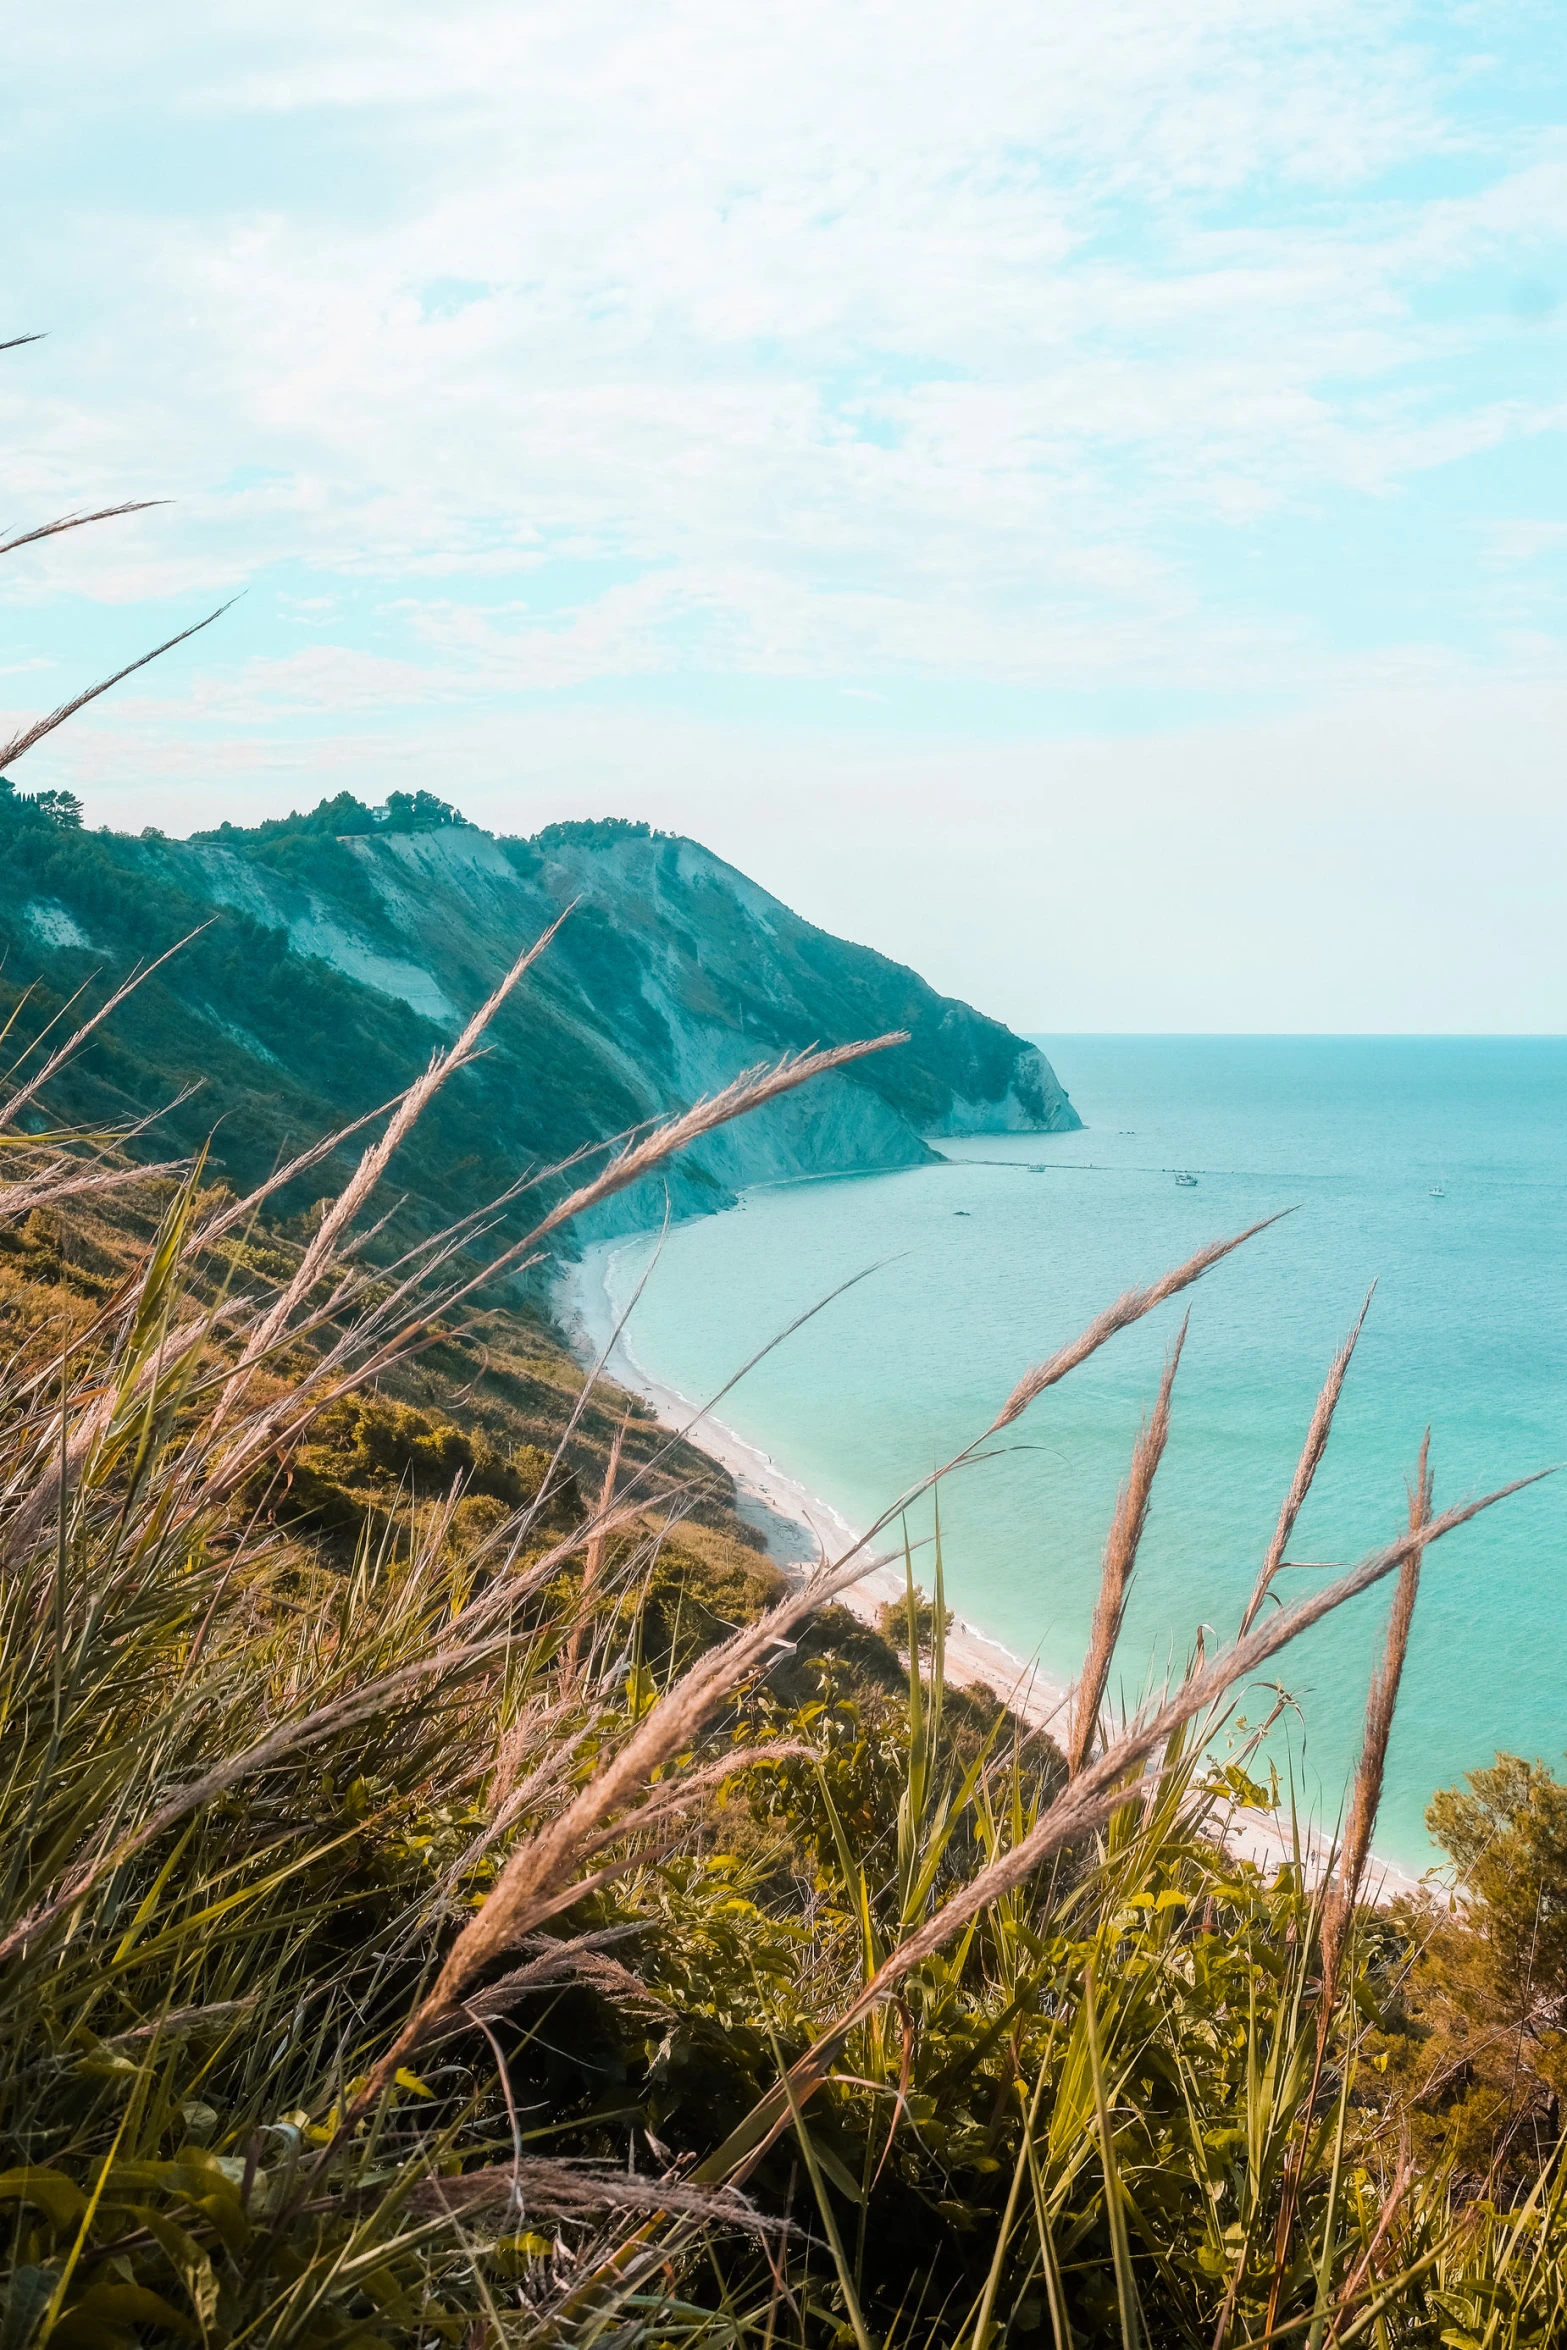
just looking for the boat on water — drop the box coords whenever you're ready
[1430,1183,1446,1199]
[1174,1171,1199,1187]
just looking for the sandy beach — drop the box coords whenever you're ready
[558,1235,1424,1903]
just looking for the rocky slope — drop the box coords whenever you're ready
[0,794,1079,1248]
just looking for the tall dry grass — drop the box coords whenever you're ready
[1065,1317,1186,1777]
[3,928,1562,2349]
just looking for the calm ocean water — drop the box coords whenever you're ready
[596,1037,1567,1868]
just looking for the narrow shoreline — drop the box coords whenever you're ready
[557,1231,1424,1903]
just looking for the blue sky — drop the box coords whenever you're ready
[4,0,1566,1030]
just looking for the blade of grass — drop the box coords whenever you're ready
[1067,1320,1186,1777]
[0,603,237,771]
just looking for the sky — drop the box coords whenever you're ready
[3,1,1566,1032]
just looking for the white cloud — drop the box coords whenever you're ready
[7,5,1559,588]
[4,0,1566,1024]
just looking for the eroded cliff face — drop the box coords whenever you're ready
[176,820,1077,1229]
[516,830,1079,1157]
[0,810,1079,1248]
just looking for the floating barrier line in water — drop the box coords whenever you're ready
[938,1160,1555,1185]
[946,1158,1224,1176]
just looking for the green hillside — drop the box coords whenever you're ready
[0,782,1079,1254]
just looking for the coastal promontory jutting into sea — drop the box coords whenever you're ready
[0,799,1079,1235]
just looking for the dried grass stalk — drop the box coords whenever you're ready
[488,1704,553,1821]
[762,1216,1286,1599]
[435,1034,911,1315]
[1318,1434,1433,2022]
[218,910,573,1409]
[0,926,211,1137]
[0,1157,187,1221]
[1238,1284,1375,1638]
[0,501,167,558]
[563,1418,625,1689]
[203,1043,907,1507]
[191,1092,412,1247]
[0,603,237,771]
[986,1214,1290,1434]
[350,1551,882,2106]
[405,2158,780,2232]
[1067,1318,1187,1776]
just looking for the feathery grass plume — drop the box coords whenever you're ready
[190,1087,417,1246]
[0,1155,187,1220]
[1320,1433,1434,2022]
[564,1415,626,1688]
[1238,1283,1376,1638]
[985,1212,1291,1436]
[435,1032,913,1308]
[404,2160,783,2231]
[0,924,212,1137]
[1066,1316,1187,1777]
[723,1214,1287,1626]
[0,601,238,771]
[346,1546,886,2108]
[203,1035,910,1502]
[0,500,167,557]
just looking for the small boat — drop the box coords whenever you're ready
[953,1209,970,1216]
[1174,1171,1199,1188]
[1429,1183,1446,1199]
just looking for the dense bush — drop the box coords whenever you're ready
[0,774,83,828]
[193,787,470,844]
[875,1582,954,1657]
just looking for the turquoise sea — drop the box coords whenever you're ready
[594,1037,1567,1869]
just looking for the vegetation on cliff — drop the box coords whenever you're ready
[0,782,1079,1258]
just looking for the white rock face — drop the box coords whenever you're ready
[285,910,457,1026]
[182,844,460,1026]
[23,898,93,950]
[932,1049,1077,1136]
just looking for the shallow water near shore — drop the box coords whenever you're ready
[582,1036,1567,1871]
